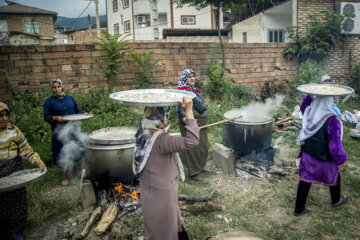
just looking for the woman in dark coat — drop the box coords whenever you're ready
[294,95,348,216]
[134,96,199,239]
[0,102,46,240]
[176,69,209,181]
[43,78,84,185]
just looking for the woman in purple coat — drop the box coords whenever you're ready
[294,95,349,216]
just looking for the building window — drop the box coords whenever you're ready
[113,0,118,12]
[268,29,285,43]
[25,20,40,34]
[81,35,85,41]
[123,0,129,9]
[181,15,195,25]
[243,32,247,43]
[124,20,130,33]
[114,23,119,34]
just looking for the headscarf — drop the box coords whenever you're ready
[297,96,343,145]
[177,69,202,93]
[320,75,331,84]
[0,102,10,116]
[50,78,65,97]
[133,106,185,181]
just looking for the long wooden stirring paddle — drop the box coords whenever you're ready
[199,115,242,129]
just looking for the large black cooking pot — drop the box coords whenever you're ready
[222,109,273,157]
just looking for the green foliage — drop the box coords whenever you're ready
[204,44,252,102]
[287,59,322,90]
[129,49,162,89]
[92,30,132,84]
[284,11,352,62]
[350,64,360,94]
[174,0,246,11]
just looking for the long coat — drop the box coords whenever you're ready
[140,119,199,240]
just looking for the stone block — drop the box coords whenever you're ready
[80,180,97,210]
[212,142,236,174]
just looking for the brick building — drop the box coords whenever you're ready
[0,0,57,45]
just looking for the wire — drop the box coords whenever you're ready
[66,0,94,27]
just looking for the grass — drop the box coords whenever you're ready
[22,95,360,239]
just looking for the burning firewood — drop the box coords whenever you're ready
[94,202,118,235]
[180,202,224,214]
[81,206,102,238]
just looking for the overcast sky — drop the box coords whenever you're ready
[0,0,106,18]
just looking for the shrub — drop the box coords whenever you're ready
[129,49,162,89]
[287,59,322,89]
[350,64,360,95]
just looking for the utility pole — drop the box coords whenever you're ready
[149,0,159,40]
[95,0,101,37]
[88,14,93,41]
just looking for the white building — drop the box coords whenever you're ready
[106,0,224,40]
[232,0,293,43]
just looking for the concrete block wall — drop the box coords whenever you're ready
[0,42,297,100]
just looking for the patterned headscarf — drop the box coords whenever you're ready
[133,106,185,180]
[50,78,65,97]
[297,96,343,145]
[177,69,201,93]
[0,102,10,116]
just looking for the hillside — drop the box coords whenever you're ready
[55,15,106,31]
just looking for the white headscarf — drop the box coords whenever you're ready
[320,75,331,84]
[297,96,342,145]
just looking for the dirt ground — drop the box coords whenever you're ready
[25,142,357,240]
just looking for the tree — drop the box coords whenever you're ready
[174,0,247,69]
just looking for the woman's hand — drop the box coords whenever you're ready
[341,161,349,173]
[53,116,64,122]
[37,160,46,172]
[182,117,186,124]
[182,96,194,120]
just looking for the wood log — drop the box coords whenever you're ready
[275,116,293,126]
[94,202,118,235]
[178,193,215,202]
[282,126,298,131]
[118,210,128,218]
[180,202,223,214]
[81,206,102,238]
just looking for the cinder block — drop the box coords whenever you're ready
[80,180,97,210]
[212,142,236,174]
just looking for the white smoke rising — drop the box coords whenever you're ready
[239,94,285,121]
[54,121,90,171]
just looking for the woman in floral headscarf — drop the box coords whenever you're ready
[134,96,199,240]
[43,78,84,185]
[294,94,348,216]
[0,102,46,240]
[176,69,209,181]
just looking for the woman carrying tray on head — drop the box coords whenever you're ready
[43,78,84,186]
[294,89,349,216]
[0,102,46,240]
[134,96,199,239]
[176,69,209,181]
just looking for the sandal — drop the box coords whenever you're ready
[190,175,204,181]
[294,208,310,217]
[11,233,26,240]
[332,195,348,207]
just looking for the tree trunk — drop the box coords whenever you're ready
[216,8,226,69]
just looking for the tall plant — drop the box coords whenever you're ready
[92,30,132,84]
[350,64,360,94]
[129,49,161,89]
[284,11,352,63]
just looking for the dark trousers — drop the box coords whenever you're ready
[295,177,341,214]
[178,225,190,240]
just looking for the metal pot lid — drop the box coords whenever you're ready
[223,109,273,125]
[89,126,138,145]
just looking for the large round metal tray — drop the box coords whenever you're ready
[349,129,360,138]
[209,231,272,240]
[0,168,47,193]
[88,126,138,145]
[297,84,354,96]
[62,113,94,121]
[109,89,196,106]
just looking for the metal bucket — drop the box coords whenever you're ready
[223,109,273,157]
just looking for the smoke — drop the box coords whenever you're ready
[238,94,285,121]
[55,121,90,171]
